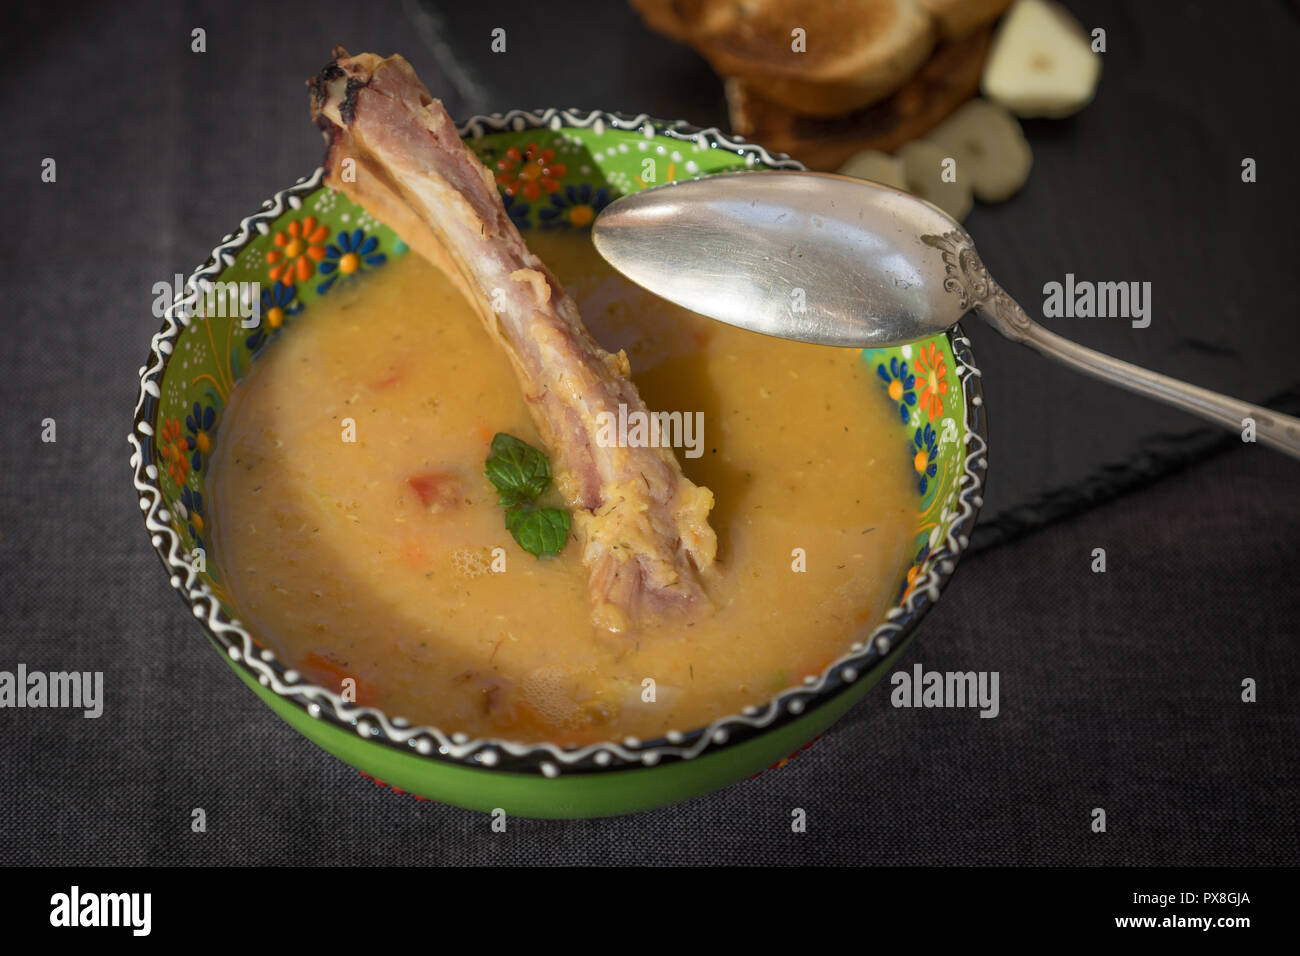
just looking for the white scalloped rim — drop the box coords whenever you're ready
[129,108,988,774]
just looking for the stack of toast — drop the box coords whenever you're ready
[631,0,1014,171]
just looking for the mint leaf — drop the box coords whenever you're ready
[484,433,570,557]
[505,505,570,559]
[484,433,551,507]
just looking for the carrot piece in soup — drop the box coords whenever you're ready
[406,471,463,512]
[297,651,376,704]
[397,539,430,572]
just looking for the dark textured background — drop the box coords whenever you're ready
[0,0,1297,865]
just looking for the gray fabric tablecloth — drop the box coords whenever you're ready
[1,0,1297,866]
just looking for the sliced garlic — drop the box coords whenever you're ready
[837,149,908,190]
[927,98,1033,202]
[982,0,1102,118]
[898,140,973,222]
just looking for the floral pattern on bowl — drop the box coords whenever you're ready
[129,109,986,794]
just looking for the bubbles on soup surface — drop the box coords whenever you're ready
[520,668,585,728]
[449,546,493,580]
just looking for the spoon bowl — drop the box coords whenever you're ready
[593,171,964,348]
[594,170,1300,459]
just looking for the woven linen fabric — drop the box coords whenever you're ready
[1,0,1297,866]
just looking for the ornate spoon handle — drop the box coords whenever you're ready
[975,282,1300,460]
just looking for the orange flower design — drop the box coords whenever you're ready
[914,342,949,421]
[158,417,190,484]
[495,143,566,201]
[902,565,921,602]
[900,543,931,602]
[266,216,329,285]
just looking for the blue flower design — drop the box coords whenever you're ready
[877,356,917,423]
[247,283,303,352]
[503,193,532,230]
[913,541,931,568]
[184,401,217,472]
[538,183,612,230]
[912,423,939,494]
[317,229,387,294]
[180,485,206,551]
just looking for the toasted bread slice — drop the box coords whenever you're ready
[918,0,1013,38]
[700,0,936,114]
[627,0,748,43]
[727,27,991,170]
[632,0,937,115]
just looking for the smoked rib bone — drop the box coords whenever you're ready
[308,49,717,631]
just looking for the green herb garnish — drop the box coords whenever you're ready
[504,503,571,558]
[484,433,553,507]
[485,433,570,558]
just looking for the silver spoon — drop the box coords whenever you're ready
[592,170,1300,459]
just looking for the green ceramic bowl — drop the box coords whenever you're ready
[130,109,988,817]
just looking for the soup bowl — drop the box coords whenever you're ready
[129,108,987,817]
